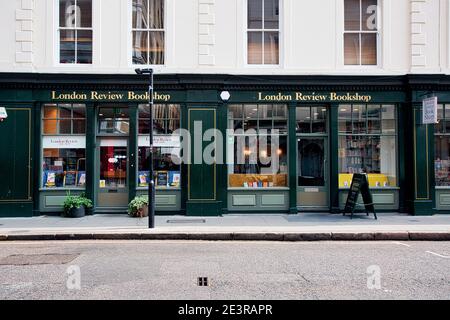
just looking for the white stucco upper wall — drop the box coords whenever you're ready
[0,0,448,75]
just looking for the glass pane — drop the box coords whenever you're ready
[153,105,166,118]
[264,32,279,64]
[137,147,181,188]
[258,105,273,118]
[367,105,381,133]
[59,105,72,118]
[273,120,287,134]
[298,139,325,186]
[60,119,72,134]
[149,0,164,29]
[229,105,243,119]
[296,107,311,133]
[132,31,148,65]
[139,120,150,134]
[259,120,273,134]
[248,32,263,64]
[133,0,148,29]
[338,105,352,133]
[167,105,180,119]
[361,33,377,65]
[344,0,361,31]
[352,104,366,134]
[435,136,450,186]
[98,108,115,134]
[273,105,287,118]
[154,119,165,134]
[76,30,92,64]
[344,33,360,65]
[233,119,244,131]
[60,30,76,64]
[248,0,263,29]
[436,104,444,133]
[148,31,165,65]
[381,105,396,134]
[77,0,92,28]
[244,105,259,119]
[138,104,151,118]
[72,104,86,118]
[362,0,377,31]
[166,119,180,134]
[264,0,279,29]
[100,146,127,188]
[42,148,86,188]
[60,0,76,27]
[312,107,327,133]
[44,105,58,119]
[43,120,58,134]
[73,119,86,134]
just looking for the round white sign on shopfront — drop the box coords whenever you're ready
[0,107,7,119]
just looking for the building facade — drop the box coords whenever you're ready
[0,0,449,217]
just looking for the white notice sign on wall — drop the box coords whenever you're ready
[422,97,438,124]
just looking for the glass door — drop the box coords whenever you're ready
[296,106,329,210]
[97,138,129,208]
[297,137,329,210]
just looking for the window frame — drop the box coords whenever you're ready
[245,0,282,67]
[338,104,398,189]
[227,104,289,190]
[137,104,181,190]
[130,0,167,66]
[57,0,94,65]
[343,0,381,67]
[41,103,87,190]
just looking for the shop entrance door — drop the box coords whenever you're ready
[297,137,329,210]
[97,138,129,210]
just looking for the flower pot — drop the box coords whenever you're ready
[68,206,86,218]
[137,205,148,218]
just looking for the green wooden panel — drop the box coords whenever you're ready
[188,108,216,201]
[232,195,257,206]
[0,108,31,202]
[261,194,286,206]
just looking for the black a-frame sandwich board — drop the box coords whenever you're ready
[343,173,377,220]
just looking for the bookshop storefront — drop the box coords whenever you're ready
[0,73,448,217]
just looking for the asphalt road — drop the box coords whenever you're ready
[0,241,448,300]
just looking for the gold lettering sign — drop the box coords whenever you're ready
[51,91,171,102]
[257,92,372,103]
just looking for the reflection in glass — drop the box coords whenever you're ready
[298,139,325,187]
[100,146,127,188]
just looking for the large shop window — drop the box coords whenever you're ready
[132,0,165,65]
[138,104,181,189]
[338,104,397,188]
[434,104,450,186]
[247,0,279,65]
[59,0,93,64]
[344,0,378,65]
[228,104,288,188]
[42,104,86,189]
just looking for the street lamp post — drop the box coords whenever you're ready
[135,68,155,229]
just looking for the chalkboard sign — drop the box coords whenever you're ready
[343,174,377,220]
[64,171,77,187]
[156,171,168,187]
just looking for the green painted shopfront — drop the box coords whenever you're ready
[0,73,449,217]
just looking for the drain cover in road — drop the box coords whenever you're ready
[0,254,79,266]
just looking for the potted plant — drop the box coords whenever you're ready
[128,195,149,218]
[63,193,93,218]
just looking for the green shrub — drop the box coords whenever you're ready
[128,196,149,217]
[63,192,93,215]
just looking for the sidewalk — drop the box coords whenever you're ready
[0,212,449,241]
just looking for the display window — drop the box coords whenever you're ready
[137,104,181,189]
[338,104,397,188]
[227,104,288,188]
[435,104,450,187]
[42,104,86,189]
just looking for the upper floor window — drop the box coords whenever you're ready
[344,0,378,66]
[132,0,165,65]
[59,0,92,64]
[247,0,279,65]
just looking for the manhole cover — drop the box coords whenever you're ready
[0,253,79,266]
[167,219,206,224]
